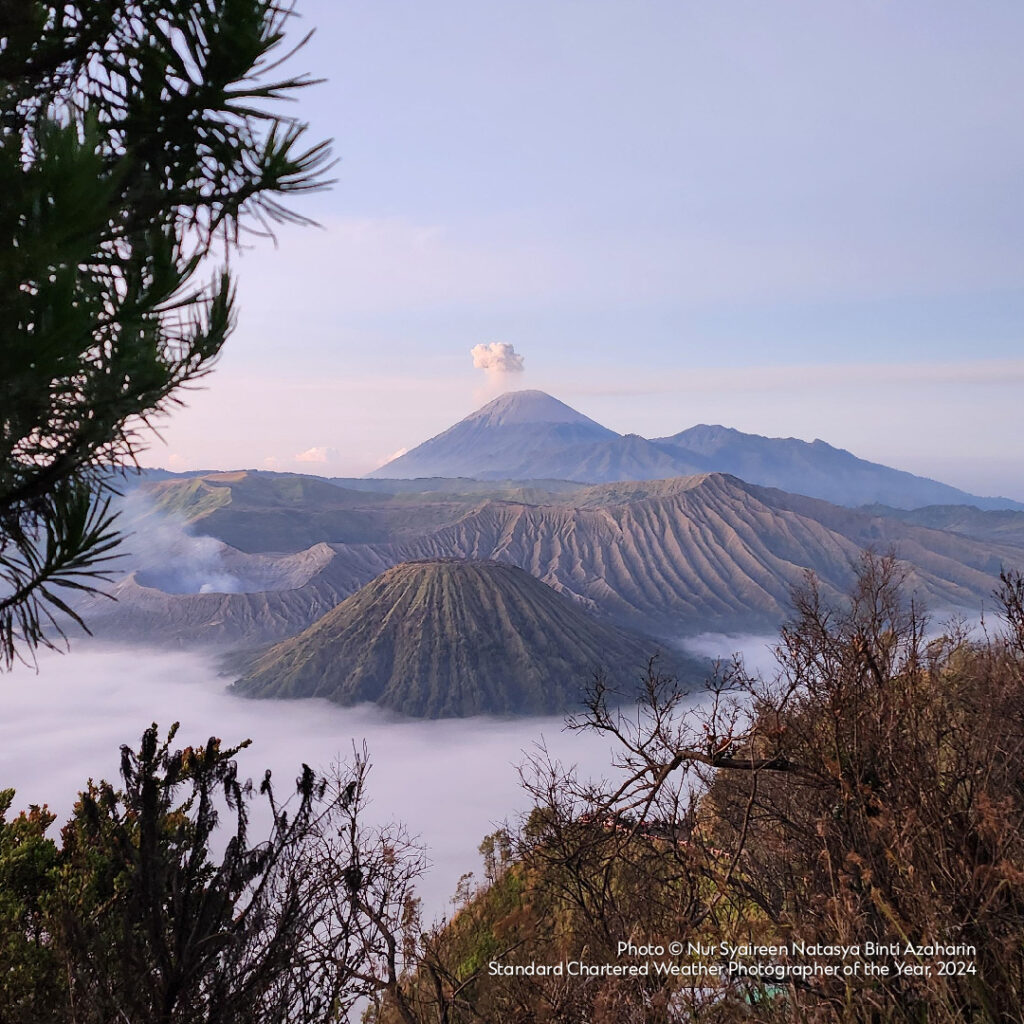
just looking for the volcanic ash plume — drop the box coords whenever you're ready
[471,342,525,400]
[470,342,524,375]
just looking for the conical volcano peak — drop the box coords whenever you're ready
[467,390,607,428]
[232,557,678,717]
[368,389,618,479]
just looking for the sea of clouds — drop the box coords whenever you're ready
[0,630,789,921]
[0,645,628,921]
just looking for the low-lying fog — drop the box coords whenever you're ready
[0,644,717,921]
[676,632,780,677]
[4,623,972,923]
[0,631,794,921]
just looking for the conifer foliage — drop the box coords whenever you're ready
[0,1,332,666]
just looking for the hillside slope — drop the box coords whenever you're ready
[393,474,1020,632]
[233,560,682,717]
[136,471,481,552]
[78,475,1024,645]
[862,503,1024,547]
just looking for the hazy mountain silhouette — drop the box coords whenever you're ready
[653,424,1021,510]
[371,390,1021,510]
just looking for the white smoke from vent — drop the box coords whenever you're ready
[471,342,525,402]
[115,491,244,595]
[471,342,524,375]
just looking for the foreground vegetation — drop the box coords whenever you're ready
[0,732,423,1023]
[377,555,1024,1023]
[2,555,1023,1022]
[0,0,330,670]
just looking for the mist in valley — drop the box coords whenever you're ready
[4,493,784,922]
[0,644,691,921]
[676,632,781,678]
[675,611,989,683]
[5,620,989,1017]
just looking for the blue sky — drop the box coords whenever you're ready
[152,1,1024,497]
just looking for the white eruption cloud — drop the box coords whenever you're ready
[471,342,525,376]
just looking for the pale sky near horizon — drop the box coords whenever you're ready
[147,1,1024,498]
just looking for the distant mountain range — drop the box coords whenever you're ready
[92,398,1024,719]
[370,390,1022,511]
[80,470,1024,650]
[233,560,692,717]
